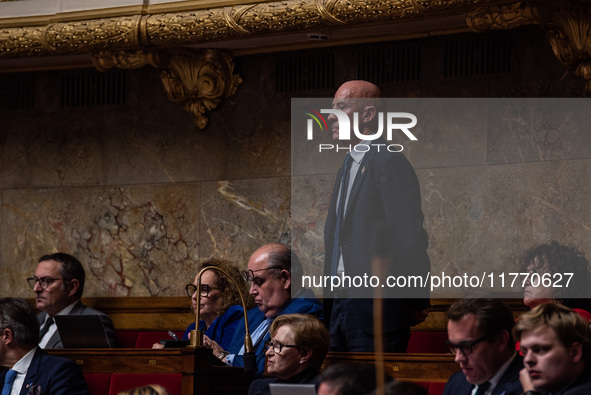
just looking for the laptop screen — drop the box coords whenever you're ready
[53,315,113,348]
[269,384,316,395]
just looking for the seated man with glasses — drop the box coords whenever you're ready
[28,252,117,348]
[443,298,523,395]
[206,244,323,377]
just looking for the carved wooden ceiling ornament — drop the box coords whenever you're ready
[467,0,591,92]
[94,49,242,129]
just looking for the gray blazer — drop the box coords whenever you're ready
[37,300,117,348]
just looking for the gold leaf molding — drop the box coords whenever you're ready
[94,48,242,129]
[467,1,591,91]
[0,0,516,59]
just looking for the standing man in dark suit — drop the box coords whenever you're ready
[27,252,116,348]
[0,297,89,395]
[443,299,523,395]
[323,80,430,352]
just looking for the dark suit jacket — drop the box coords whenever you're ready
[228,289,323,377]
[442,354,523,395]
[37,300,117,348]
[323,139,430,331]
[555,366,591,395]
[0,348,89,395]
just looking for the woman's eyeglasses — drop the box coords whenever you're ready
[185,283,217,297]
[264,339,300,353]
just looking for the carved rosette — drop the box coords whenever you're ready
[93,49,242,129]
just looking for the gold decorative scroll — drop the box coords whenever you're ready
[466,2,534,32]
[1,0,503,59]
[94,49,242,129]
[467,1,591,92]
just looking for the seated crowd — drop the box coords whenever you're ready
[1,240,590,395]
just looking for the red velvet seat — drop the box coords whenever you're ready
[406,331,449,353]
[84,373,112,395]
[114,331,139,348]
[108,373,182,395]
[428,382,446,395]
[135,331,184,348]
[414,381,446,395]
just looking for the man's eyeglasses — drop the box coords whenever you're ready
[265,339,299,354]
[27,276,62,290]
[185,284,217,297]
[445,335,488,355]
[240,266,283,282]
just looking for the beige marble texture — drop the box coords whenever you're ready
[2,184,201,297]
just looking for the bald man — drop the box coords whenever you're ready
[323,80,430,352]
[208,244,323,377]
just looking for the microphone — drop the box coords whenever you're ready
[189,266,255,372]
[168,330,180,340]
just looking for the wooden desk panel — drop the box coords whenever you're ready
[323,352,459,382]
[47,348,253,395]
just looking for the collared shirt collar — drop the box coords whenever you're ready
[486,352,517,394]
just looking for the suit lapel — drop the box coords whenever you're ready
[20,349,42,395]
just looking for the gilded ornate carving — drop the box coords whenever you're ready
[93,49,242,129]
[527,2,591,92]
[465,1,591,92]
[466,2,534,32]
[0,0,497,59]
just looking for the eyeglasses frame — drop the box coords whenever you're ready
[445,334,489,355]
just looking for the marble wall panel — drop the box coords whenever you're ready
[419,159,591,296]
[102,66,292,185]
[0,109,103,189]
[1,183,200,298]
[291,174,335,279]
[487,99,591,164]
[198,177,291,269]
[291,159,591,297]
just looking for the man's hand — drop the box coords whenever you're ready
[203,335,227,361]
[519,368,535,391]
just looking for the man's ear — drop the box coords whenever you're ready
[496,330,510,351]
[362,105,377,124]
[1,327,14,345]
[570,342,583,363]
[282,270,291,291]
[67,279,80,298]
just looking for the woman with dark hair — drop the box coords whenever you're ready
[248,314,330,395]
[520,240,591,319]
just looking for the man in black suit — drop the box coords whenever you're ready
[443,299,523,395]
[515,303,591,395]
[27,252,116,348]
[323,80,430,352]
[0,297,89,395]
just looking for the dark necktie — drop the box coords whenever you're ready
[2,369,17,395]
[39,316,54,340]
[475,381,490,395]
[331,154,353,276]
